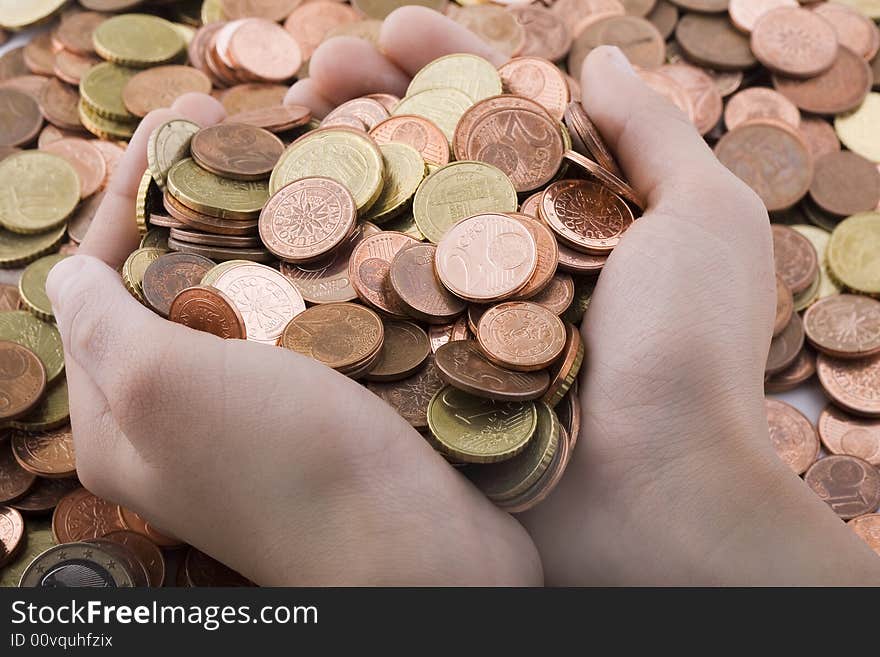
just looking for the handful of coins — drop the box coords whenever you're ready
[2,0,880,587]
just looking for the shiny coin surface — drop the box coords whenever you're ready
[168,286,247,339]
[142,252,215,318]
[51,487,125,543]
[0,341,46,422]
[389,243,466,323]
[190,123,284,181]
[435,340,550,402]
[804,455,880,520]
[541,179,633,254]
[11,425,76,478]
[367,356,445,430]
[818,404,880,466]
[364,320,430,382]
[804,295,880,360]
[0,505,24,568]
[772,224,818,296]
[817,353,880,418]
[476,301,567,372]
[20,541,136,587]
[349,231,421,318]
[765,398,820,475]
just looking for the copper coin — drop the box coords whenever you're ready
[0,505,24,567]
[804,455,880,520]
[184,547,253,587]
[219,83,288,116]
[813,3,880,62]
[42,137,107,199]
[849,514,880,556]
[540,179,634,255]
[774,274,794,337]
[168,286,247,340]
[819,404,880,466]
[223,104,311,133]
[724,87,800,131]
[229,18,302,83]
[659,63,722,136]
[542,322,584,407]
[0,88,42,148]
[102,530,166,587]
[498,57,570,122]
[192,123,283,182]
[429,324,455,353]
[284,2,361,61]
[765,398,820,475]
[370,115,450,167]
[142,252,215,318]
[322,98,389,132]
[53,50,100,86]
[637,68,695,122]
[509,4,572,63]
[10,477,81,515]
[23,33,55,78]
[804,295,880,360]
[476,301,567,372]
[499,423,571,514]
[507,213,559,301]
[715,122,812,212]
[69,189,102,244]
[0,47,28,81]
[37,124,83,149]
[765,346,815,393]
[223,0,303,22]
[367,356,445,430]
[52,487,126,543]
[772,224,818,295]
[389,243,466,323]
[350,231,422,318]
[435,340,550,402]
[435,214,538,303]
[528,272,576,316]
[0,284,20,311]
[168,228,261,248]
[320,114,366,132]
[817,353,880,418]
[809,152,880,218]
[55,11,107,55]
[364,320,431,383]
[563,102,622,180]
[11,426,76,479]
[0,341,47,422]
[728,0,797,33]
[122,65,212,119]
[280,222,381,304]
[280,302,384,371]
[117,506,183,548]
[772,47,872,116]
[675,14,757,71]
[562,150,642,208]
[568,15,665,81]
[0,440,35,504]
[766,312,805,375]
[163,193,259,237]
[751,7,837,78]
[454,95,564,193]
[798,118,840,161]
[0,75,49,103]
[38,78,82,132]
[260,177,356,263]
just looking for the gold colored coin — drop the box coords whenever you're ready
[561,276,596,325]
[364,143,426,224]
[202,0,225,24]
[831,0,880,19]
[413,161,518,244]
[835,93,880,164]
[0,224,66,269]
[0,518,54,588]
[0,0,66,30]
[92,14,185,68]
[269,128,384,213]
[78,99,136,141]
[392,88,474,142]
[427,386,537,464]
[135,170,153,236]
[0,311,64,384]
[828,212,880,295]
[167,158,269,220]
[382,210,425,241]
[122,247,167,302]
[147,119,200,191]
[406,54,503,103]
[19,254,67,321]
[200,260,254,287]
[79,62,138,122]
[140,228,169,251]
[0,152,79,235]
[7,377,69,432]
[791,224,841,301]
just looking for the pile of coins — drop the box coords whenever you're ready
[2,0,880,587]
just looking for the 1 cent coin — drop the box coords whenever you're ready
[772,224,818,295]
[765,398,820,475]
[350,231,421,318]
[804,455,880,520]
[142,252,215,318]
[476,301,567,372]
[773,47,872,116]
[364,321,430,382]
[191,123,284,181]
[0,341,46,421]
[766,312,805,375]
[765,346,816,393]
[168,286,247,340]
[435,340,550,402]
[819,404,880,466]
[751,7,838,78]
[809,151,880,218]
[0,505,24,567]
[389,243,466,324]
[370,115,450,167]
[540,179,634,254]
[0,88,42,148]
[724,87,800,131]
[804,294,880,359]
[367,356,445,430]
[52,487,126,543]
[0,444,35,505]
[11,426,76,478]
[817,353,880,418]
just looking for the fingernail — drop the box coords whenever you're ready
[45,255,90,316]
[605,46,634,76]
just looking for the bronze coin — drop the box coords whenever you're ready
[0,88,42,148]
[167,239,273,264]
[389,243,466,324]
[54,51,100,86]
[728,0,798,34]
[541,179,634,254]
[771,224,818,295]
[804,455,880,520]
[42,137,107,199]
[23,33,55,78]
[636,68,695,122]
[817,353,880,418]
[804,294,880,360]
[367,356,445,430]
[122,65,212,119]
[184,547,253,587]
[766,312,804,375]
[349,231,421,318]
[168,286,247,340]
[435,340,550,402]
[562,150,641,208]
[476,301,567,372]
[55,11,107,56]
[0,75,50,103]
[798,118,840,162]
[0,341,47,422]
[498,57,570,122]
[11,426,76,478]
[38,78,82,132]
[772,47,872,116]
[563,101,622,180]
[724,87,800,132]
[223,104,311,133]
[191,123,284,181]
[259,177,357,263]
[0,47,28,81]
[809,152,880,218]
[52,487,126,543]
[142,252,216,318]
[229,18,302,83]
[0,284,21,311]
[164,194,259,237]
[774,274,794,337]
[219,83,288,116]
[223,0,303,22]
[568,15,665,81]
[509,4,572,63]
[555,241,608,275]
[364,321,431,383]
[542,322,584,407]
[676,14,756,71]
[528,272,576,316]
[659,63,723,136]
[102,530,166,587]
[715,122,812,212]
[0,440,35,504]
[813,3,880,62]
[10,477,81,515]
[849,514,880,556]
[750,7,837,78]
[117,506,183,548]
[0,505,24,568]
[765,346,815,393]
[508,214,559,301]
[67,189,104,244]
[322,98,389,131]
[280,222,382,305]
[168,228,261,249]
[765,398,820,475]
[370,115,450,167]
[819,404,880,467]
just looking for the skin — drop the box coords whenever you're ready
[46,7,880,585]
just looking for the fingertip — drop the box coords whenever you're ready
[284,78,335,118]
[310,37,410,104]
[582,46,635,91]
[171,92,227,126]
[46,255,104,319]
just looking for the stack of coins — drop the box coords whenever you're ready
[3,0,880,587]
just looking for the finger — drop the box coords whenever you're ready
[380,6,507,75]
[80,93,226,268]
[580,46,742,211]
[309,37,409,106]
[284,78,335,118]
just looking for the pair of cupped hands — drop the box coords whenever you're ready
[46,7,880,585]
